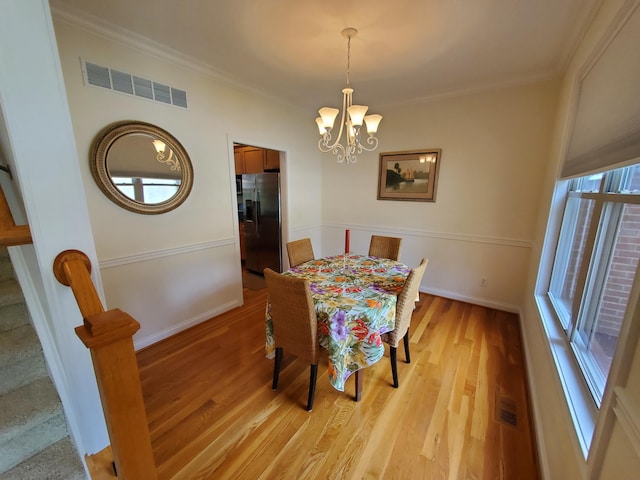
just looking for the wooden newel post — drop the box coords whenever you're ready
[53,250,156,480]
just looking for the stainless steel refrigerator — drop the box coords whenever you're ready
[242,172,282,274]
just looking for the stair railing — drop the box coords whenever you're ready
[0,183,32,246]
[53,249,156,480]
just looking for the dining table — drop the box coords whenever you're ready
[265,253,411,400]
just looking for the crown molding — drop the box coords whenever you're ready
[50,4,295,108]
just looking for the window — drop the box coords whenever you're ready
[548,163,640,405]
[111,177,180,204]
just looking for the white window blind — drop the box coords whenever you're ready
[562,6,640,179]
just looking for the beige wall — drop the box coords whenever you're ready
[321,80,559,311]
[53,18,323,347]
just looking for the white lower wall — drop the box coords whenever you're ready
[322,223,529,312]
[99,240,242,348]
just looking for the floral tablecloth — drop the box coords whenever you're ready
[265,254,410,392]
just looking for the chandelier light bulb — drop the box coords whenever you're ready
[315,117,327,134]
[347,105,369,126]
[152,139,166,155]
[318,107,340,130]
[364,114,382,135]
[151,138,181,171]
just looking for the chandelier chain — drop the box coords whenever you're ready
[346,34,351,86]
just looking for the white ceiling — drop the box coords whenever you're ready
[50,0,601,111]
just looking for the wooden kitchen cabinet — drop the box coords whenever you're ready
[242,147,264,173]
[264,149,279,170]
[234,145,280,174]
[234,148,244,174]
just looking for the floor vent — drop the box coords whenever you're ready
[495,391,518,427]
[83,61,188,109]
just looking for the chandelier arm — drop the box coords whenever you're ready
[356,136,379,153]
[345,90,354,148]
[332,142,347,163]
[318,134,347,160]
[346,147,357,163]
[320,91,349,151]
[318,136,335,153]
[318,138,330,152]
[336,90,349,148]
[156,149,181,171]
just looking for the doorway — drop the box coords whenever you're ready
[234,143,282,291]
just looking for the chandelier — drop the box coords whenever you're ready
[315,28,382,164]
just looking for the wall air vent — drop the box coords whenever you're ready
[83,61,188,109]
[133,76,153,100]
[111,69,134,95]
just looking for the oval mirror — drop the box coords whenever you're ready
[90,121,193,214]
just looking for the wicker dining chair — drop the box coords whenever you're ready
[368,235,402,261]
[264,268,319,411]
[381,258,428,388]
[286,238,315,267]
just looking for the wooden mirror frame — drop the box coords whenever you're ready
[90,120,194,214]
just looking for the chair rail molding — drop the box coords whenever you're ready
[323,223,532,249]
[99,238,233,269]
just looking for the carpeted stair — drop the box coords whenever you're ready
[0,248,86,479]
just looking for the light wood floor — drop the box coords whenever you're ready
[136,288,539,479]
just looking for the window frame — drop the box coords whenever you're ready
[538,164,640,455]
[111,176,181,205]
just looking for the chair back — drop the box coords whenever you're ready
[385,258,428,347]
[264,268,318,364]
[368,235,402,261]
[287,238,315,267]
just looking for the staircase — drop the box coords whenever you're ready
[0,247,86,479]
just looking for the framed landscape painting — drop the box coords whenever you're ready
[377,149,442,202]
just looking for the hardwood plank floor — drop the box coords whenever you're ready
[136,288,539,479]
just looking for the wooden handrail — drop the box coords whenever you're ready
[0,183,31,246]
[53,250,156,480]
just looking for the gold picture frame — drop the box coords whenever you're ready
[377,149,442,202]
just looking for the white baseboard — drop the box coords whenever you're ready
[133,297,242,350]
[517,304,552,480]
[422,286,519,313]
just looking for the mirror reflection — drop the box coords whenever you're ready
[107,133,182,204]
[90,121,193,214]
